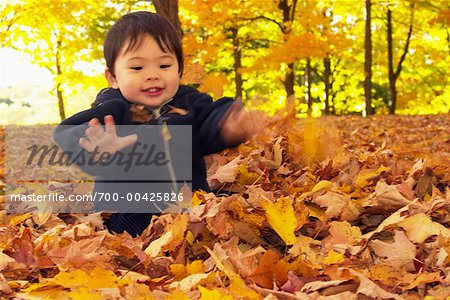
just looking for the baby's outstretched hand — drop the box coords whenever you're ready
[79,115,138,161]
[219,101,254,146]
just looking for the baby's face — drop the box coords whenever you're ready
[106,35,180,107]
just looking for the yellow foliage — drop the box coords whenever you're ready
[322,250,345,265]
[261,197,297,245]
[199,286,234,300]
[199,74,229,99]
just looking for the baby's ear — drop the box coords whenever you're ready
[105,68,119,88]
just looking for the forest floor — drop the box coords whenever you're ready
[0,114,449,299]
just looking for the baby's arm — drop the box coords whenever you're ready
[218,100,253,146]
[54,94,135,174]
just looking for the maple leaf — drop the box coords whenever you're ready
[398,213,450,243]
[220,236,265,277]
[168,273,209,292]
[261,197,297,245]
[350,269,404,300]
[198,285,234,300]
[144,214,188,257]
[312,191,360,221]
[326,221,362,246]
[209,155,241,184]
[369,230,416,271]
[369,180,412,211]
[248,249,281,288]
[47,235,110,271]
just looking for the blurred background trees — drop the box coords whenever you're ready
[1,0,449,123]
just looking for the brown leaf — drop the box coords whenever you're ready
[369,230,416,271]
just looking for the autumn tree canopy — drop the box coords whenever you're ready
[1,0,449,117]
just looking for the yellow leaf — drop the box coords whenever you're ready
[144,230,173,257]
[168,273,209,292]
[355,166,388,188]
[49,269,90,288]
[170,264,188,280]
[164,214,189,251]
[229,200,265,227]
[165,289,191,300]
[17,287,70,300]
[311,180,334,193]
[192,191,204,206]
[9,213,33,226]
[199,286,234,300]
[229,275,261,300]
[322,250,345,265]
[87,267,117,289]
[235,164,262,185]
[305,204,325,221]
[186,260,205,274]
[185,230,195,245]
[68,287,103,300]
[261,197,297,245]
[144,214,189,257]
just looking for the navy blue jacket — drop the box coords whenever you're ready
[55,85,237,236]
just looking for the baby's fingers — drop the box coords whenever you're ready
[104,115,116,135]
[116,134,138,151]
[87,118,105,140]
[79,137,96,153]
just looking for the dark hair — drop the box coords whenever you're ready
[103,11,183,76]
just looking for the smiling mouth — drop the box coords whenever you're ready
[142,87,163,95]
[144,87,162,92]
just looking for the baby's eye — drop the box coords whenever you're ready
[130,66,142,70]
[160,65,171,69]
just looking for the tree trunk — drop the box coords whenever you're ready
[387,4,414,115]
[56,39,66,121]
[364,0,374,116]
[284,62,296,115]
[279,0,298,114]
[387,8,396,115]
[153,0,183,37]
[306,58,313,117]
[230,27,243,101]
[57,84,65,121]
[323,57,331,115]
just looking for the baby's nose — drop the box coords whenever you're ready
[146,70,160,80]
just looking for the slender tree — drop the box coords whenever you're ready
[364,0,374,115]
[387,2,414,114]
[4,0,106,121]
[230,27,243,101]
[278,0,298,115]
[323,56,331,115]
[305,58,313,117]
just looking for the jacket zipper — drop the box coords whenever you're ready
[151,107,178,213]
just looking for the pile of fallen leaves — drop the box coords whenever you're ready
[1,114,450,299]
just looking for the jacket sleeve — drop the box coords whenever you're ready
[53,89,133,176]
[191,92,240,156]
